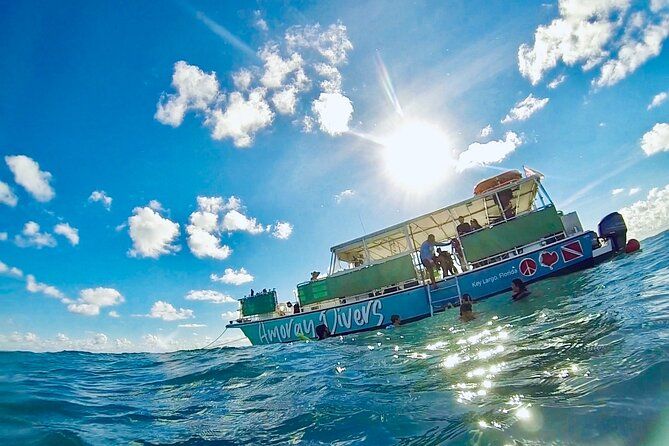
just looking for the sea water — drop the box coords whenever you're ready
[1,232,668,445]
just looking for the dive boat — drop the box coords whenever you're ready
[226,168,633,345]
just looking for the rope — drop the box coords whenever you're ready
[202,327,228,350]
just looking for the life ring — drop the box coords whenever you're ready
[474,170,522,195]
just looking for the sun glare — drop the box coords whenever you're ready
[380,120,455,193]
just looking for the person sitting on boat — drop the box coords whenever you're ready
[310,271,320,281]
[511,278,531,300]
[316,324,331,340]
[456,216,472,236]
[436,248,457,276]
[386,314,401,329]
[470,218,482,231]
[420,234,449,286]
[459,294,475,321]
[293,301,301,314]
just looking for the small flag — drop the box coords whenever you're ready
[561,240,583,262]
[523,165,545,178]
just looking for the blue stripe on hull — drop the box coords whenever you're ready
[232,232,596,345]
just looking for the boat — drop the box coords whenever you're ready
[226,168,634,345]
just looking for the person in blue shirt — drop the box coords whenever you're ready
[420,234,449,286]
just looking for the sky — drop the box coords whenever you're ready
[1,0,668,353]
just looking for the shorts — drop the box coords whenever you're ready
[421,257,435,268]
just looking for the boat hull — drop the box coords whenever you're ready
[229,231,596,345]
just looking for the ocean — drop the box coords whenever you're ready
[1,232,668,445]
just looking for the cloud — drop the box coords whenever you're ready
[312,92,353,135]
[519,1,669,88]
[89,190,112,209]
[641,122,669,155]
[478,125,493,139]
[148,301,194,321]
[648,91,667,110]
[594,13,669,88]
[0,181,18,207]
[285,22,353,65]
[155,61,221,127]
[4,155,55,202]
[210,267,254,285]
[186,197,232,260]
[259,45,304,89]
[185,289,236,304]
[178,323,207,328]
[26,274,64,299]
[501,94,549,123]
[205,88,274,147]
[620,183,669,240]
[629,187,641,195]
[15,221,56,249]
[232,69,253,90]
[127,204,180,258]
[547,74,567,89]
[334,189,355,203]
[271,221,293,239]
[0,261,23,278]
[221,209,265,234]
[67,287,124,316]
[54,223,79,246]
[254,10,268,32]
[156,21,354,146]
[108,310,120,318]
[457,132,523,172]
[0,232,6,241]
[221,310,238,321]
[612,188,625,195]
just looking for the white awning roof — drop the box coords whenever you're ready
[332,175,541,263]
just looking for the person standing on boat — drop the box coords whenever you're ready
[420,234,449,286]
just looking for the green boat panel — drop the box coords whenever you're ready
[460,205,564,262]
[298,255,417,306]
[240,290,277,316]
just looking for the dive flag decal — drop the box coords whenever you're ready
[561,240,583,262]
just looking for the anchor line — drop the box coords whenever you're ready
[202,327,228,350]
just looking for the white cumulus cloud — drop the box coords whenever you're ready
[155,61,221,127]
[15,221,56,249]
[334,189,355,203]
[548,74,567,89]
[0,261,23,278]
[259,45,304,89]
[5,155,55,202]
[221,209,265,234]
[149,301,194,321]
[26,274,64,299]
[0,181,18,207]
[312,92,353,135]
[457,132,523,172]
[478,124,493,139]
[272,221,293,239]
[501,94,549,124]
[206,88,274,148]
[620,183,669,240]
[127,204,180,258]
[186,196,232,260]
[54,223,79,246]
[210,267,254,285]
[67,287,124,316]
[641,122,669,155]
[648,91,667,110]
[186,290,236,304]
[612,188,625,195]
[178,323,207,328]
[89,190,112,209]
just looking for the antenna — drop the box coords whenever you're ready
[358,211,371,265]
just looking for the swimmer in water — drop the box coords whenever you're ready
[315,324,331,340]
[459,294,476,321]
[511,278,531,300]
[386,314,401,329]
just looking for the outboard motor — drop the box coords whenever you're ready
[598,212,627,252]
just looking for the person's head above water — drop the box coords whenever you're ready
[315,324,331,340]
[511,278,527,293]
[390,314,401,326]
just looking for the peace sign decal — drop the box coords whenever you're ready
[519,258,537,277]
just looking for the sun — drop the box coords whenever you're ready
[380,120,455,193]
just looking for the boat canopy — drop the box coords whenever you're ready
[331,174,542,266]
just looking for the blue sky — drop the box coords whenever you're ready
[1,0,668,352]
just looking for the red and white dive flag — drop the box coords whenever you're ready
[560,240,583,262]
